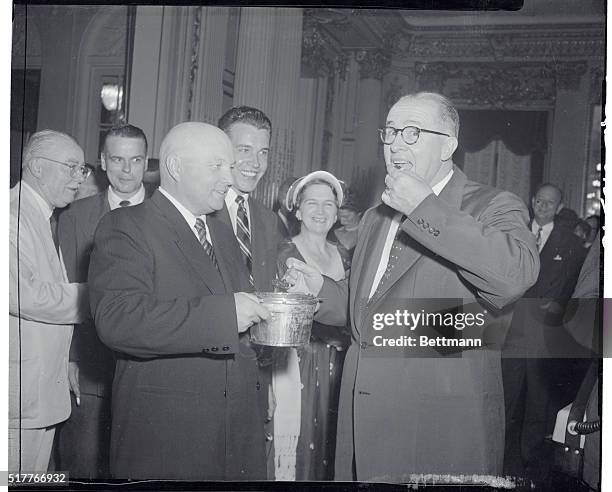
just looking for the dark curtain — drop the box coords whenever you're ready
[455,110,548,197]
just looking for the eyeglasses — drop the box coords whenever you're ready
[378,126,451,145]
[35,156,93,180]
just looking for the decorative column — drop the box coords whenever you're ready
[233,7,303,208]
[548,62,589,212]
[294,20,333,177]
[354,49,390,176]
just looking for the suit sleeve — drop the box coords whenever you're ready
[402,191,540,309]
[314,276,349,326]
[89,212,239,359]
[9,213,88,324]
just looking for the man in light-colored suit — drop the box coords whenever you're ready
[286,92,540,481]
[88,122,270,479]
[55,124,149,478]
[9,130,91,471]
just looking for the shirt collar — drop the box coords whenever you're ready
[431,168,454,196]
[532,220,554,234]
[21,180,54,219]
[158,187,205,229]
[225,186,249,207]
[107,184,146,210]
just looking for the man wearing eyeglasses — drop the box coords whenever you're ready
[286,92,539,481]
[54,124,149,478]
[9,130,91,472]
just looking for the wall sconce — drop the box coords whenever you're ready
[101,84,124,112]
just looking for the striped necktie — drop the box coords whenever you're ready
[535,226,543,251]
[235,195,254,287]
[195,218,219,272]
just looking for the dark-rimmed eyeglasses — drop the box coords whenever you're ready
[35,156,93,180]
[378,126,451,145]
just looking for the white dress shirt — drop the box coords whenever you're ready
[225,187,251,236]
[158,187,213,246]
[368,169,454,299]
[531,220,554,252]
[107,184,146,211]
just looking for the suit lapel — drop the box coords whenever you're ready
[149,191,226,294]
[363,166,467,310]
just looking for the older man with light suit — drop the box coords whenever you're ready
[88,122,270,479]
[9,130,91,472]
[286,92,540,481]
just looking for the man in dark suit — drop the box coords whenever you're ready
[285,92,540,481]
[88,122,270,479]
[56,124,149,478]
[214,106,285,478]
[503,183,587,479]
[214,106,282,292]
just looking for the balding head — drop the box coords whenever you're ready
[532,183,563,226]
[22,129,86,209]
[159,122,234,216]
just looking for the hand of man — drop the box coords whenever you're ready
[67,361,81,406]
[381,167,434,216]
[283,257,324,296]
[234,292,270,333]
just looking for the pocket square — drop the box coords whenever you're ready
[553,254,563,261]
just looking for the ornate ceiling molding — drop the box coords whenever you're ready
[355,49,390,80]
[400,30,604,61]
[415,61,587,109]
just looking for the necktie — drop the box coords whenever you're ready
[119,200,131,207]
[374,216,406,296]
[235,195,254,287]
[195,218,219,272]
[535,226,543,251]
[49,211,60,257]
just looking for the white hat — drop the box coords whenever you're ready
[285,170,344,212]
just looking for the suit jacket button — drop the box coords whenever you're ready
[433,230,440,237]
[222,346,230,351]
[211,346,218,352]
[429,227,435,234]
[265,432,273,442]
[256,382,261,390]
[203,348,209,352]
[424,222,430,229]
[417,218,424,225]
[360,341,368,349]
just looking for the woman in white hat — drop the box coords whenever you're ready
[272,171,351,481]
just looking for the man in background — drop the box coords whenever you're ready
[9,130,90,471]
[503,183,587,480]
[56,124,150,478]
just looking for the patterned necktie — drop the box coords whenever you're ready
[235,195,254,287]
[49,211,60,257]
[374,216,406,296]
[119,200,131,207]
[195,218,219,272]
[535,226,543,251]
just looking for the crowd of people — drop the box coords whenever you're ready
[9,92,600,486]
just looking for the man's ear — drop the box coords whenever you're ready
[165,155,181,182]
[144,155,149,172]
[556,203,564,214]
[100,153,107,172]
[27,157,43,178]
[441,136,458,162]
